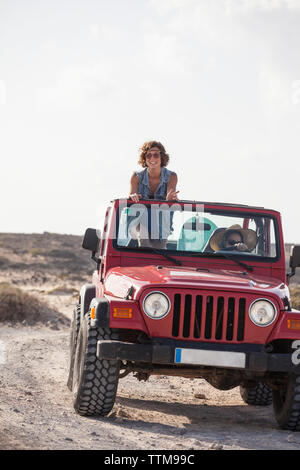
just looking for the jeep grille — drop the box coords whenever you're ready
[171,294,246,342]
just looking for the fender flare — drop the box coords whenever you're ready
[79,284,96,322]
[90,297,110,328]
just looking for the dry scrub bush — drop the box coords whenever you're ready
[0,282,69,326]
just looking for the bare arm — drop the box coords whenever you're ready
[166,172,179,201]
[129,173,141,202]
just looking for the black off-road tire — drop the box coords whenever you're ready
[240,382,273,406]
[272,374,300,431]
[67,304,81,390]
[72,313,120,416]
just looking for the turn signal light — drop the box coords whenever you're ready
[287,319,300,330]
[113,308,133,319]
[91,306,96,319]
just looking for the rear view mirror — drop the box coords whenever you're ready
[82,228,101,253]
[289,245,300,277]
[183,222,211,231]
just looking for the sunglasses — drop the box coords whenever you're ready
[227,239,242,246]
[146,152,160,159]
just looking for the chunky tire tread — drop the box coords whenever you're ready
[240,382,273,406]
[67,304,81,390]
[272,374,300,431]
[72,313,120,417]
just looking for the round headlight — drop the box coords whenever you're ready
[143,292,171,320]
[249,299,277,327]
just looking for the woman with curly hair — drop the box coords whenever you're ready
[128,141,179,248]
[129,141,179,202]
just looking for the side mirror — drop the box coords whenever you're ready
[289,245,300,277]
[82,228,101,253]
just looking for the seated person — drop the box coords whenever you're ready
[209,224,257,253]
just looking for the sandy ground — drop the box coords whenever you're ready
[1,276,300,451]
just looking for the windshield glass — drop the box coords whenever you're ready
[116,202,278,259]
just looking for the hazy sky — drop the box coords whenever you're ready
[0,0,300,242]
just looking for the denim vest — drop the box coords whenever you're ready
[135,167,173,240]
[136,167,172,200]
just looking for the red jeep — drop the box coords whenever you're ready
[67,198,300,431]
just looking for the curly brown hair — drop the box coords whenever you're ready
[138,141,170,168]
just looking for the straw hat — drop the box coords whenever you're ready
[209,224,257,251]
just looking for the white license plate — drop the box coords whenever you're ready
[174,348,246,368]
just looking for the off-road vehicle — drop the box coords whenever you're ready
[67,198,300,430]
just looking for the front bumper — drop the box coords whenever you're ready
[97,339,300,373]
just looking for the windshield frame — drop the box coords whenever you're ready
[112,201,282,264]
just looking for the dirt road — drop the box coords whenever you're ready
[1,318,300,450]
[1,233,300,450]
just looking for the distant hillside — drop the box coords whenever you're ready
[0,232,95,281]
[0,232,299,284]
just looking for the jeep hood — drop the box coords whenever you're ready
[104,265,288,302]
